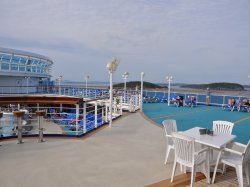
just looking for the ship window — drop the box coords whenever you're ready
[12,56,20,63]
[19,65,25,71]
[11,63,18,71]
[26,66,31,72]
[1,55,11,62]
[32,66,36,72]
[1,63,9,70]
[37,67,41,73]
[19,57,27,64]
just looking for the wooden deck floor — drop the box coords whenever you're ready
[146,167,249,187]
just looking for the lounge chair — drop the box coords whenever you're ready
[223,99,241,111]
[238,99,250,113]
[184,96,197,107]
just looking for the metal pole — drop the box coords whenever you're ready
[83,103,86,133]
[166,76,173,106]
[168,79,171,106]
[26,77,29,94]
[124,78,127,91]
[140,72,144,112]
[109,72,113,127]
[75,104,79,136]
[59,78,61,95]
[95,102,97,128]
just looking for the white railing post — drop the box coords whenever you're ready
[95,102,97,128]
[101,106,104,124]
[83,103,86,133]
[75,104,79,136]
[105,103,108,123]
[120,96,123,115]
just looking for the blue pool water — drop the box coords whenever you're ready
[143,103,250,144]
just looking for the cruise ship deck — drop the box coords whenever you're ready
[0,112,177,187]
[1,110,249,187]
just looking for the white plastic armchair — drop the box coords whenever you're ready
[213,121,234,134]
[171,132,210,187]
[162,119,177,164]
[212,141,250,187]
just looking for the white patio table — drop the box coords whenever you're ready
[182,127,236,149]
[181,127,237,182]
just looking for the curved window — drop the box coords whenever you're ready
[0,51,52,76]
[1,55,11,62]
[11,63,18,71]
[1,63,9,70]
[19,65,25,71]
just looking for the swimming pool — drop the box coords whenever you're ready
[143,103,250,144]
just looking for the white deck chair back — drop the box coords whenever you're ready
[213,121,234,134]
[162,119,177,144]
[172,132,195,167]
[162,119,177,164]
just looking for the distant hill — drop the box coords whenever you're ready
[114,81,164,89]
[181,82,244,91]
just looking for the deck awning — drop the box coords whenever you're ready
[0,95,85,105]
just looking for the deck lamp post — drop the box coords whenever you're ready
[57,75,62,95]
[166,75,173,106]
[25,76,30,94]
[85,75,90,90]
[140,72,145,112]
[106,57,120,127]
[122,72,129,91]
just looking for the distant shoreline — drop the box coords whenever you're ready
[60,83,250,97]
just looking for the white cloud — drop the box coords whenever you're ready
[0,0,250,84]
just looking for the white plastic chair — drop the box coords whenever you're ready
[212,141,250,187]
[162,119,177,164]
[212,121,234,168]
[213,121,234,134]
[171,132,210,187]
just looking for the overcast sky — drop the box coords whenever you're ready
[0,0,250,84]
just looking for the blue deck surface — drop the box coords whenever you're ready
[143,103,250,144]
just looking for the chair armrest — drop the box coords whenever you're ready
[166,134,172,138]
[195,147,209,155]
[224,148,244,156]
[232,142,246,148]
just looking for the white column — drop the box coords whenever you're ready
[106,57,119,127]
[166,76,173,106]
[109,72,113,127]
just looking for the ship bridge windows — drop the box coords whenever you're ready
[19,65,25,71]
[11,63,18,71]
[0,52,52,75]
[1,63,9,70]
[0,54,11,62]
[12,56,20,63]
